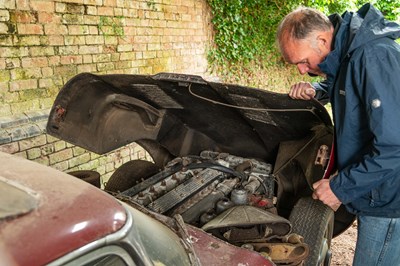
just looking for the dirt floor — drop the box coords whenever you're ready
[330,221,357,265]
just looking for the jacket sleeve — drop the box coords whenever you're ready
[330,41,400,204]
[312,80,330,104]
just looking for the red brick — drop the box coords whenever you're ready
[79,45,101,54]
[41,67,54,77]
[68,25,89,35]
[60,55,83,65]
[98,7,114,16]
[19,135,47,151]
[103,0,117,7]
[10,79,38,91]
[17,24,43,35]
[0,142,19,154]
[85,35,104,45]
[30,1,55,12]
[16,36,41,46]
[44,24,68,35]
[16,0,29,10]
[21,57,48,68]
[123,26,135,36]
[49,148,73,165]
[0,34,12,46]
[29,46,55,57]
[77,64,96,73]
[38,12,61,23]
[119,52,135,60]
[59,46,79,55]
[0,22,9,34]
[89,26,98,35]
[48,36,64,46]
[1,1,16,9]
[93,54,111,63]
[84,0,103,5]
[132,43,146,51]
[142,51,156,59]
[117,44,132,52]
[48,56,61,66]
[122,8,138,18]
[84,15,98,25]
[12,11,38,23]
[114,8,123,16]
[117,36,133,45]
[86,6,97,15]
[64,36,85,45]
[82,55,92,63]
[38,77,54,88]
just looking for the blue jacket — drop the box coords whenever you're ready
[314,4,400,217]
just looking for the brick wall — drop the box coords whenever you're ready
[0,0,213,185]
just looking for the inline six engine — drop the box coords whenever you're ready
[118,151,309,265]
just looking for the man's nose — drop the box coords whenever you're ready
[297,64,308,75]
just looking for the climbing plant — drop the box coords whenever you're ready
[206,0,398,72]
[355,0,400,21]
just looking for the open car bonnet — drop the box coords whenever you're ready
[46,72,332,165]
[46,73,358,265]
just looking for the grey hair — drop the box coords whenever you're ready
[277,7,332,44]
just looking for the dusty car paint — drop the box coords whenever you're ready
[0,151,276,266]
[0,152,126,266]
[187,225,275,266]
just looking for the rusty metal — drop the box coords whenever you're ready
[251,242,309,265]
[54,105,66,123]
[315,144,329,167]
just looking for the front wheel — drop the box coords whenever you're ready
[289,197,334,266]
[105,160,159,192]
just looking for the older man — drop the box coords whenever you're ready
[277,4,400,266]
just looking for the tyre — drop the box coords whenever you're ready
[68,170,101,188]
[105,160,159,192]
[289,197,334,266]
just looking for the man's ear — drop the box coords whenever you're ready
[317,34,328,49]
[317,30,333,52]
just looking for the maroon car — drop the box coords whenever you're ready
[0,151,274,266]
[45,72,354,265]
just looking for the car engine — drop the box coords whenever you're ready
[121,150,309,265]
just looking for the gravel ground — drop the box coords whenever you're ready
[331,221,357,265]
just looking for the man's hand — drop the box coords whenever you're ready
[289,82,316,100]
[312,179,342,211]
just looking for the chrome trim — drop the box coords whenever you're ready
[47,203,133,266]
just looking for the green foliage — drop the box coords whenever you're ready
[146,0,157,11]
[304,0,351,15]
[355,0,400,21]
[207,0,295,66]
[206,0,352,66]
[207,0,398,84]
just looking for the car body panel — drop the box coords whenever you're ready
[46,72,354,239]
[187,225,274,266]
[0,151,275,265]
[0,152,127,266]
[46,72,332,165]
[41,72,357,264]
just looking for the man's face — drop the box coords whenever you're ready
[281,33,331,78]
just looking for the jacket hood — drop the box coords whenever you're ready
[319,3,400,83]
[346,3,400,54]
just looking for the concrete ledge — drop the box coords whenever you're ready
[0,110,50,145]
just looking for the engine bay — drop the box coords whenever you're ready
[119,151,309,265]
